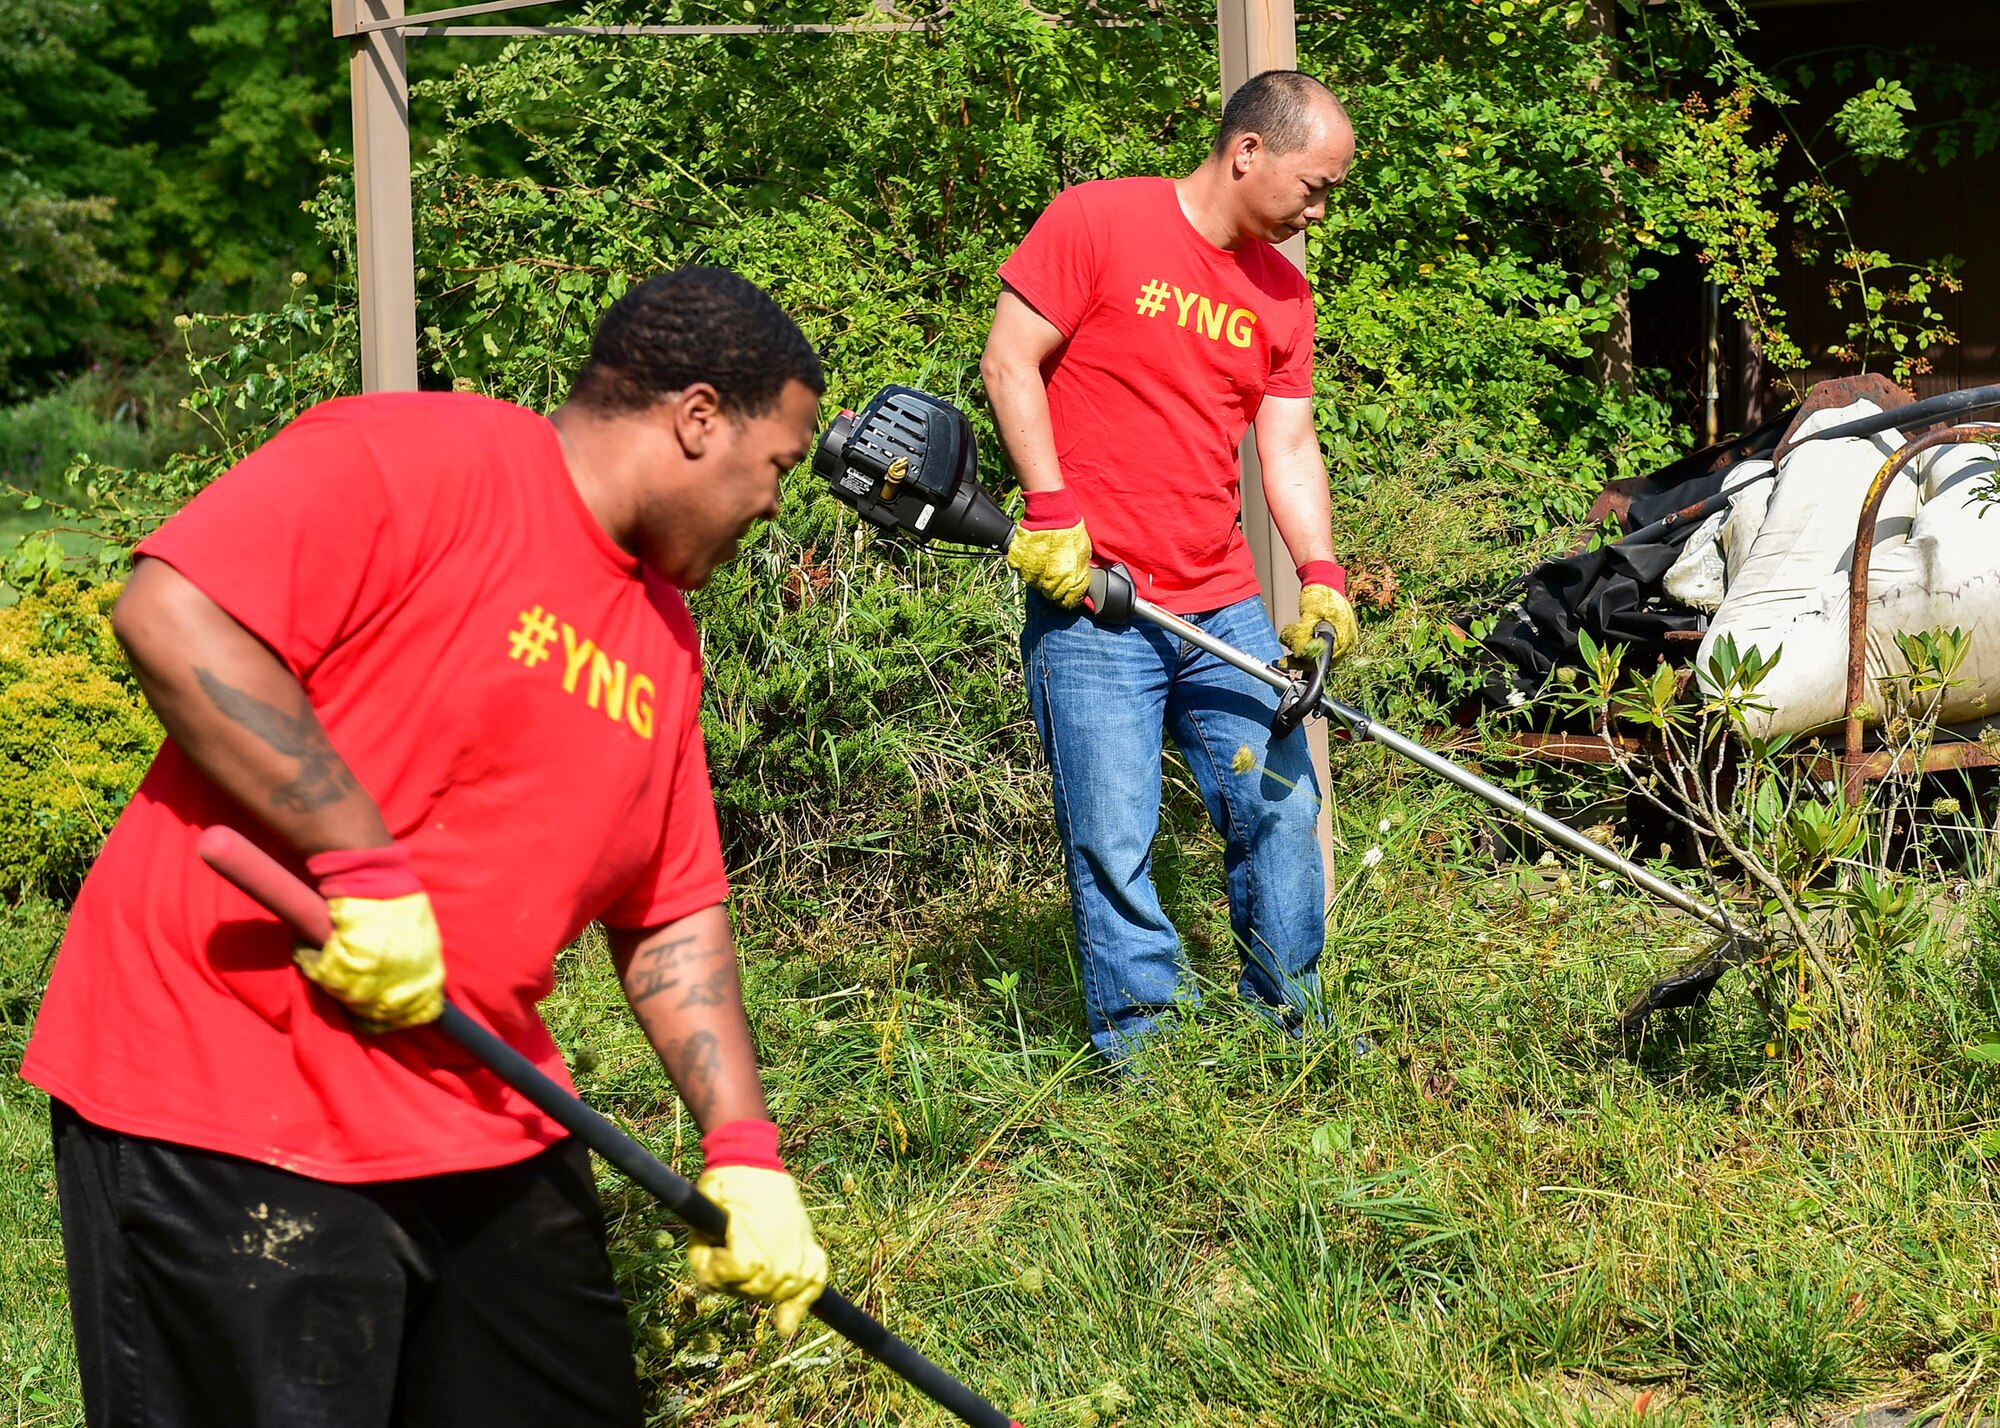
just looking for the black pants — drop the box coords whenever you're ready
[52,1100,643,1428]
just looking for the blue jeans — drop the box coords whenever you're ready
[1022,591,1326,1063]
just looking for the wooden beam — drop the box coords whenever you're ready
[1214,0,1337,897]
[346,0,419,392]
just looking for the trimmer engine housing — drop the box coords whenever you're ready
[813,385,1012,552]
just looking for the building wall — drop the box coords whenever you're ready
[1745,0,2000,403]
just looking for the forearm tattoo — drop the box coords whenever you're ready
[194,667,357,813]
[663,1029,722,1122]
[626,934,738,1011]
[624,933,742,1123]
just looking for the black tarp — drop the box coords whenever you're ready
[1468,406,1797,710]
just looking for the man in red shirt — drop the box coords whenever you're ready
[981,71,1359,1065]
[24,267,828,1425]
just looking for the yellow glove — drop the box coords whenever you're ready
[691,1162,828,1336]
[1278,577,1359,666]
[1006,488,1093,609]
[299,845,446,1033]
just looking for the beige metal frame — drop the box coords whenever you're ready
[1214,0,1335,869]
[338,0,1335,881]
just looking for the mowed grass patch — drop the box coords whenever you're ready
[5,783,2000,1425]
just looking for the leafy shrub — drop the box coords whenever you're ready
[0,581,160,897]
[0,377,148,503]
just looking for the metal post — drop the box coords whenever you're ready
[1215,0,1335,887]
[338,0,420,392]
[1702,279,1721,447]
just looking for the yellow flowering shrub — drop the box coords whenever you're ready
[0,582,161,896]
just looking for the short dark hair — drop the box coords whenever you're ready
[569,266,825,417]
[1211,70,1347,158]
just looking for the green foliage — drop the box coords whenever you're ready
[1833,77,1918,171]
[0,0,150,389]
[0,0,477,394]
[17,0,1998,920]
[0,581,161,897]
[0,375,150,505]
[1548,624,1993,1044]
[1772,46,1998,383]
[0,894,64,1071]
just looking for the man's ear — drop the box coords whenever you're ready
[670,383,725,459]
[1231,132,1264,178]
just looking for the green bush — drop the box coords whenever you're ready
[0,378,149,504]
[0,581,159,897]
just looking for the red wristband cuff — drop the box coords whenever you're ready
[1021,487,1082,530]
[1297,560,1348,597]
[306,844,423,900]
[701,1118,786,1172]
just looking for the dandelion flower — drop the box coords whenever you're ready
[1232,744,1256,774]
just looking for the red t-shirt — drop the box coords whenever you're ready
[997,176,1316,613]
[22,393,731,1182]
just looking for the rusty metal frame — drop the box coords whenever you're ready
[1840,420,2000,803]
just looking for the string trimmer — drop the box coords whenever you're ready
[813,386,1760,1022]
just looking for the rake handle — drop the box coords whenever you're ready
[195,826,1021,1428]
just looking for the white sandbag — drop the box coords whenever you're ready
[1718,460,1775,585]
[1858,439,2000,726]
[1663,458,1776,613]
[1698,400,1914,736]
[1663,509,1730,612]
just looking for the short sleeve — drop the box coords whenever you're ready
[1265,286,1316,399]
[136,405,406,678]
[996,185,1101,337]
[598,669,730,930]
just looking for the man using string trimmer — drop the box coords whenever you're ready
[22,269,830,1426]
[980,69,1360,1065]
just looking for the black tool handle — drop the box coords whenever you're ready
[1084,563,1136,622]
[195,827,1021,1428]
[1271,618,1336,738]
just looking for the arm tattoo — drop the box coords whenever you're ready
[626,933,701,1006]
[194,667,357,814]
[677,962,734,1010]
[666,1030,721,1122]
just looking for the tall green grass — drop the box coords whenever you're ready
[4,718,1999,1428]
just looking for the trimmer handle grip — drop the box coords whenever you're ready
[1084,563,1136,623]
[1272,619,1336,739]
